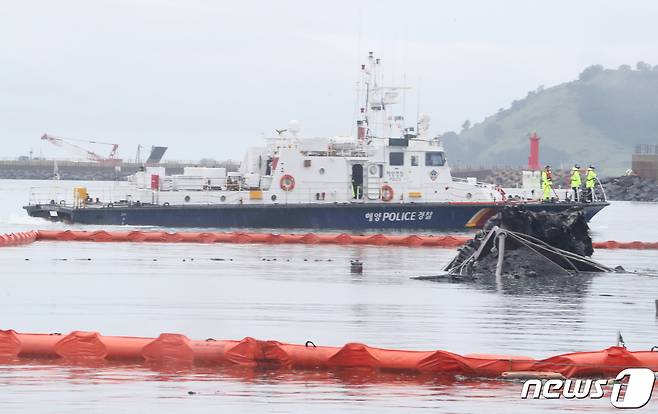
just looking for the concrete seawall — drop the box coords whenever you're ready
[0,160,238,181]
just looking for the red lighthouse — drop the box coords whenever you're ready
[528,132,540,170]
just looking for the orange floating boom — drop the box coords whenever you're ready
[0,231,38,247]
[1,230,657,250]
[592,240,658,249]
[1,330,657,378]
[33,230,471,247]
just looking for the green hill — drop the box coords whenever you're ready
[440,63,658,175]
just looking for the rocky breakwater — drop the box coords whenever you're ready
[601,175,658,201]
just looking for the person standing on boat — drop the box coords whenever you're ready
[585,165,597,202]
[541,165,553,201]
[570,164,582,202]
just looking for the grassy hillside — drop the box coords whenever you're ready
[441,64,658,175]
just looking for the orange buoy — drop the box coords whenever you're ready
[279,174,295,191]
[380,184,394,202]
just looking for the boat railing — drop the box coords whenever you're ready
[593,178,608,202]
[28,187,74,206]
[27,185,129,207]
[158,187,344,205]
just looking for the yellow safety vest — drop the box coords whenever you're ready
[570,168,581,187]
[586,169,597,189]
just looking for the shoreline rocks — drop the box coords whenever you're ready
[601,176,658,201]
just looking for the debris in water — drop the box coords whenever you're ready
[350,260,363,273]
[444,206,612,278]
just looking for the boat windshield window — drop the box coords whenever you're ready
[410,155,419,166]
[389,152,404,166]
[425,152,446,167]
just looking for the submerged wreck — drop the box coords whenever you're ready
[444,207,612,278]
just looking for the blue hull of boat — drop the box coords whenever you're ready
[24,202,608,230]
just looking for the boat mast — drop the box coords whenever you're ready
[358,52,407,143]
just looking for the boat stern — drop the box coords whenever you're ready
[23,204,72,222]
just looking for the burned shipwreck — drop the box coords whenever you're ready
[444,207,612,278]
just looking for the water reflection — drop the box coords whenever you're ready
[416,271,597,299]
[2,182,658,413]
[0,358,503,389]
[0,359,626,413]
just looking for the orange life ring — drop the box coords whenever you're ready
[280,174,295,191]
[381,185,394,202]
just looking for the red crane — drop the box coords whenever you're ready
[41,134,120,165]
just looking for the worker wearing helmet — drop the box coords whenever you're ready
[585,165,597,202]
[570,164,582,202]
[541,165,553,201]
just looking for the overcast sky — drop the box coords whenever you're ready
[1,0,656,161]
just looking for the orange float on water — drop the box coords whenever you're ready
[0,231,37,247]
[32,230,474,248]
[1,230,657,250]
[0,330,656,378]
[593,240,658,250]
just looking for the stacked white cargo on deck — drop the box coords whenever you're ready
[175,167,227,191]
[125,166,231,205]
[131,167,228,191]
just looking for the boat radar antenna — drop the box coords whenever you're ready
[358,52,409,143]
[417,113,431,139]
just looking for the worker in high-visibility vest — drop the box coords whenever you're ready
[585,165,597,202]
[541,165,553,201]
[570,164,582,202]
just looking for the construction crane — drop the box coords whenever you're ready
[40,134,120,165]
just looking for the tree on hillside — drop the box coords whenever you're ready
[618,64,631,71]
[438,131,458,142]
[438,131,465,162]
[461,120,471,131]
[483,123,503,141]
[636,61,651,71]
[579,64,604,81]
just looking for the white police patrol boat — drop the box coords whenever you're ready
[25,52,608,230]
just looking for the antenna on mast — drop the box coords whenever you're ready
[416,77,422,133]
[402,72,407,122]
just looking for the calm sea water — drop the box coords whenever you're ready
[1,179,658,413]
